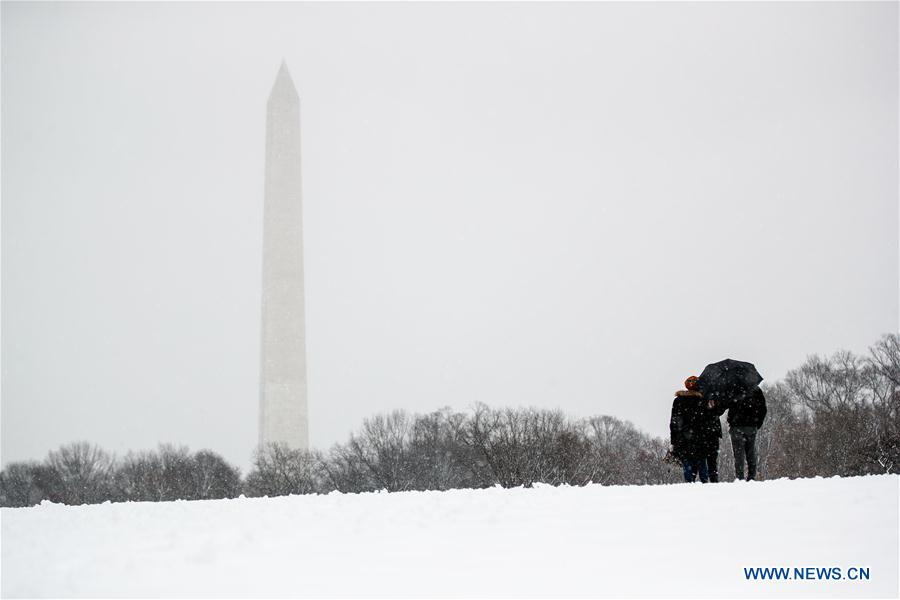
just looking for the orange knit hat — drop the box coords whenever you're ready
[685,376,700,391]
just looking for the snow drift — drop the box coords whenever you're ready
[2,475,897,598]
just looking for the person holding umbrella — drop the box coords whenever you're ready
[697,359,767,481]
[669,376,709,483]
[726,386,767,480]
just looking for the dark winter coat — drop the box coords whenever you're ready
[698,397,727,448]
[726,387,768,429]
[670,390,713,459]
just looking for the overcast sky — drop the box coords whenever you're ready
[2,1,897,472]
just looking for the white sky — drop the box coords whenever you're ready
[2,1,898,472]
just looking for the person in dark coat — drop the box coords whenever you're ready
[698,396,727,482]
[669,376,709,483]
[727,386,767,480]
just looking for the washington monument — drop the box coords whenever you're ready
[259,61,308,451]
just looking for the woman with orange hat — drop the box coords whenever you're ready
[669,376,709,483]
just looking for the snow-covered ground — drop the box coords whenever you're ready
[2,475,897,598]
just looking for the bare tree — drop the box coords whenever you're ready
[466,405,600,487]
[866,334,900,473]
[406,408,489,490]
[869,333,900,387]
[762,340,900,478]
[114,450,163,502]
[41,442,116,505]
[245,443,323,497]
[0,462,46,507]
[157,444,198,500]
[192,450,241,499]
[585,415,678,485]
[348,410,417,491]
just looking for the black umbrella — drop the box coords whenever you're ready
[697,359,763,404]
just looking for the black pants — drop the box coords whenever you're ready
[730,426,759,480]
[704,448,719,483]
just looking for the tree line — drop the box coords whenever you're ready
[2,333,897,507]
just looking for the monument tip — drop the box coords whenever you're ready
[270,60,299,101]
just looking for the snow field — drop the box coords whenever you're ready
[1,475,897,598]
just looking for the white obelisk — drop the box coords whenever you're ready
[259,61,308,451]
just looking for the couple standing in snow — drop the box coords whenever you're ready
[669,375,767,483]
